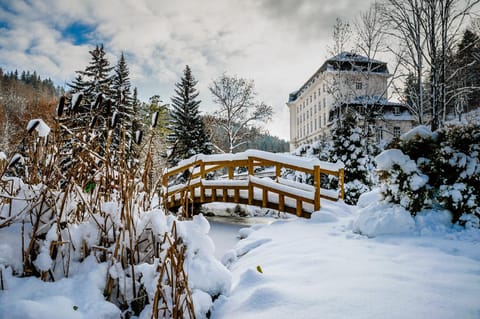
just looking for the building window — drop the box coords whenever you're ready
[393,126,401,138]
[323,114,326,126]
[314,92,317,99]
[377,126,383,142]
[323,98,326,108]
[323,84,326,92]
[393,107,400,116]
[319,115,322,127]
[315,118,317,130]
[356,82,362,90]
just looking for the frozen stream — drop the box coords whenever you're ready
[207,216,275,260]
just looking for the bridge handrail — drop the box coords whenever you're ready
[162,150,345,217]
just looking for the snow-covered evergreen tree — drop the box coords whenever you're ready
[76,44,113,103]
[111,52,138,157]
[330,112,373,205]
[167,65,211,165]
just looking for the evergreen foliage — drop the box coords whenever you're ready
[62,45,142,167]
[449,28,480,115]
[330,112,373,205]
[167,65,211,164]
[73,44,114,104]
[386,123,480,225]
[111,52,138,156]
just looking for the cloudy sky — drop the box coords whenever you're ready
[0,0,374,140]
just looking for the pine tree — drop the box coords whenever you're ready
[452,29,480,113]
[167,65,211,164]
[70,44,113,105]
[111,52,138,156]
[330,112,372,205]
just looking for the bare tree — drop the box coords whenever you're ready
[380,0,427,125]
[331,17,352,56]
[209,74,273,153]
[380,0,480,129]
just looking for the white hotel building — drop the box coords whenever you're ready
[287,52,414,151]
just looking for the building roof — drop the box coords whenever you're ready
[287,52,389,105]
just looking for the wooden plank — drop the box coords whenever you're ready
[234,189,239,202]
[250,181,315,204]
[222,188,227,202]
[314,165,321,211]
[262,189,268,207]
[228,166,234,179]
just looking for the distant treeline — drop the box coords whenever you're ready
[0,68,59,152]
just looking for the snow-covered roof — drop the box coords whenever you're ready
[287,52,389,105]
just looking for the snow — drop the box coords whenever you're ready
[211,201,480,319]
[170,149,344,174]
[0,257,121,319]
[352,202,416,237]
[27,119,50,137]
[357,188,383,208]
[400,125,433,141]
[375,149,417,174]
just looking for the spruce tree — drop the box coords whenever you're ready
[167,65,211,164]
[78,44,113,103]
[330,112,372,205]
[111,52,138,156]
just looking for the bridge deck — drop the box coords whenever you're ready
[162,150,345,218]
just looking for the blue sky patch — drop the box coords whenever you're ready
[62,22,95,45]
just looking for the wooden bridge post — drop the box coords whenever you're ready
[339,168,345,200]
[248,157,253,205]
[278,194,285,212]
[228,166,234,179]
[296,199,302,217]
[314,165,321,211]
[262,189,268,207]
[200,161,205,202]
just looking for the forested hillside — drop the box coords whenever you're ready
[0,69,60,152]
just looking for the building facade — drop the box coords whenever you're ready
[287,52,414,151]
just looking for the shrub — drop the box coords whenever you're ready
[383,123,480,225]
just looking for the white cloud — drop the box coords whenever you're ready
[0,0,375,140]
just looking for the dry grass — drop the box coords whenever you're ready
[0,98,195,318]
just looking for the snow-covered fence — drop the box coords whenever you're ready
[162,150,345,218]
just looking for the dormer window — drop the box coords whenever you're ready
[393,107,400,116]
[356,82,362,90]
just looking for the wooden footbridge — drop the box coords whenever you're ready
[162,150,345,218]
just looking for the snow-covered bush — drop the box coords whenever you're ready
[385,123,480,225]
[375,149,430,214]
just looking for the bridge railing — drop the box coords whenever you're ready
[162,150,345,217]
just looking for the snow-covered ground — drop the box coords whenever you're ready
[211,200,480,319]
[1,199,479,318]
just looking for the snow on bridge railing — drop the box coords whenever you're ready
[162,150,345,218]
